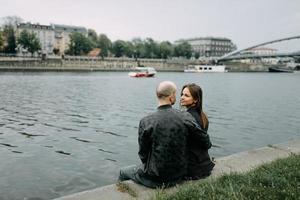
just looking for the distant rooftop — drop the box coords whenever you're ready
[51,23,87,30]
[16,22,87,33]
[175,36,232,43]
[17,22,52,30]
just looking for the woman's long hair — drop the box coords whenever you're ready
[181,83,209,130]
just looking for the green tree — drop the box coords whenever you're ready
[174,42,192,59]
[87,29,97,47]
[144,38,159,58]
[0,31,3,51]
[131,38,146,59]
[0,16,23,54]
[97,34,112,58]
[158,41,173,59]
[3,26,16,53]
[112,40,127,57]
[124,41,134,58]
[66,32,93,55]
[17,30,41,55]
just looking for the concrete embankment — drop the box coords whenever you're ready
[0,57,188,72]
[0,56,269,72]
[53,139,300,200]
[226,62,269,72]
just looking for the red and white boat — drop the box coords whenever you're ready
[128,67,157,77]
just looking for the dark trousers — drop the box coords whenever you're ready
[119,164,181,188]
[119,164,142,182]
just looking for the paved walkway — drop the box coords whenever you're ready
[54,139,300,200]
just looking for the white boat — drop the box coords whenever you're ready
[268,60,298,73]
[184,65,227,73]
[268,66,294,73]
[128,67,157,77]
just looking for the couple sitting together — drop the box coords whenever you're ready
[119,81,214,188]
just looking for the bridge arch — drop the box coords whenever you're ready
[218,35,300,61]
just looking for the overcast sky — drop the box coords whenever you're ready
[1,0,299,49]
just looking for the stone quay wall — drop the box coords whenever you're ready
[0,56,190,72]
[0,56,269,72]
[225,60,270,72]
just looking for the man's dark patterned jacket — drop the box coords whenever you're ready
[137,104,211,185]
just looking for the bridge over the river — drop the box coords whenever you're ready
[217,35,300,63]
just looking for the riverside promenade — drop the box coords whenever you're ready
[54,139,300,200]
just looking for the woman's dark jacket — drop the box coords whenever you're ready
[187,107,215,179]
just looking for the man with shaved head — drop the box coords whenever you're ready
[119,81,211,188]
[156,81,177,103]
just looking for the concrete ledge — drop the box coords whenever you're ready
[54,139,300,200]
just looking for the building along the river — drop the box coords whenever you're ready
[51,24,88,56]
[175,37,237,58]
[16,22,88,56]
[16,23,55,55]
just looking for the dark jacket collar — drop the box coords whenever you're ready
[157,104,172,110]
[187,106,199,113]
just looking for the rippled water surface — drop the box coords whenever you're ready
[0,71,299,199]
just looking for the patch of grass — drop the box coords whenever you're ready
[154,154,300,200]
[116,182,138,198]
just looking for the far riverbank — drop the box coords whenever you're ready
[0,56,269,72]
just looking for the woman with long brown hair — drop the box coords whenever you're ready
[180,83,214,179]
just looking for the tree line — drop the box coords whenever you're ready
[69,29,194,59]
[0,16,194,59]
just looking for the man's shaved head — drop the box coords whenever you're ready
[156,81,177,99]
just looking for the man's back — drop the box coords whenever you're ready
[118,81,211,188]
[138,105,189,182]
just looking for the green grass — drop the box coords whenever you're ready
[154,154,300,200]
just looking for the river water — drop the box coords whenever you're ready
[0,71,299,200]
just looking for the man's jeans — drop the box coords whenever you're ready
[118,164,180,188]
[119,164,141,182]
